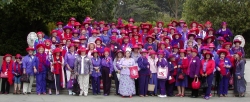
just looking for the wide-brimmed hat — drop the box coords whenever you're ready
[63,26,73,31]
[36,44,45,49]
[157,50,165,55]
[233,39,242,44]
[78,47,88,54]
[3,54,12,60]
[204,36,215,43]
[56,22,63,25]
[190,21,198,28]
[140,49,148,54]
[15,54,22,59]
[191,49,198,53]
[95,38,102,44]
[149,50,156,55]
[208,43,215,48]
[203,51,213,58]
[53,48,61,54]
[217,49,228,56]
[172,33,182,39]
[179,49,186,54]
[79,36,87,40]
[146,35,155,42]
[91,50,99,56]
[128,18,135,23]
[156,21,164,27]
[26,47,35,51]
[222,42,232,48]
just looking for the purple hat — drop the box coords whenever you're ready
[69,17,76,21]
[73,30,79,34]
[221,22,227,26]
[201,46,209,51]
[63,26,73,31]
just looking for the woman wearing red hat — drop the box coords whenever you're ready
[148,50,158,96]
[121,36,133,51]
[187,49,201,98]
[157,50,169,98]
[22,47,36,95]
[179,24,189,42]
[12,54,23,94]
[50,30,61,44]
[62,26,73,40]
[176,20,186,34]
[74,22,81,31]
[79,35,88,48]
[171,33,184,49]
[34,44,50,95]
[204,21,212,31]
[200,51,215,100]
[222,42,234,55]
[72,30,80,41]
[95,38,105,57]
[216,37,226,50]
[44,39,53,61]
[232,39,245,58]
[82,21,92,37]
[74,47,93,96]
[144,35,157,51]
[100,27,110,46]
[91,50,102,95]
[86,43,96,58]
[66,17,76,28]
[158,41,170,58]
[166,54,176,97]
[79,29,89,39]
[184,32,197,49]
[88,30,99,44]
[34,32,46,50]
[0,54,14,94]
[203,36,215,47]
[216,22,233,42]
[234,52,246,97]
[175,49,189,97]
[215,49,232,97]
[55,22,64,33]
[101,48,113,96]
[49,48,65,95]
[197,24,206,39]
[137,49,150,97]
[131,33,142,47]
[190,21,198,29]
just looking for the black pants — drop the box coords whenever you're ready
[112,71,119,95]
[189,77,199,97]
[135,78,139,95]
[1,78,10,93]
[102,67,111,95]
[48,74,61,90]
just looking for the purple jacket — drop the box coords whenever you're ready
[64,52,78,69]
[22,55,36,75]
[101,57,114,74]
[91,57,102,77]
[187,56,201,78]
[137,56,150,75]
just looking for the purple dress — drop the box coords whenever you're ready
[175,58,188,87]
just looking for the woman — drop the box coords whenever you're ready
[232,39,245,58]
[12,54,23,94]
[234,52,246,97]
[62,26,73,40]
[157,50,169,98]
[175,49,188,97]
[101,48,113,96]
[144,35,157,51]
[87,43,96,58]
[74,47,93,96]
[118,48,137,97]
[216,49,231,97]
[216,22,233,42]
[88,29,99,44]
[137,49,150,97]
[64,43,77,95]
[148,50,158,96]
[1,54,14,94]
[166,54,176,97]
[100,27,110,46]
[34,44,50,95]
[34,32,46,50]
[95,38,105,57]
[200,51,215,100]
[171,33,184,49]
[113,50,124,95]
[91,50,102,95]
[49,48,65,95]
[187,49,201,98]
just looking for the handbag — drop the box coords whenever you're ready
[20,74,30,83]
[178,72,185,80]
[229,76,234,85]
[157,67,168,79]
[168,76,175,84]
[46,71,55,82]
[192,77,201,89]
[201,77,208,88]
[0,72,8,78]
[148,84,155,91]
[129,66,139,79]
[67,79,75,89]
[72,76,80,95]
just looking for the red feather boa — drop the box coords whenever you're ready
[1,60,14,85]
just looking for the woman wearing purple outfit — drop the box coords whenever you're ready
[216,22,233,42]
[232,39,245,58]
[91,50,102,95]
[101,48,113,96]
[118,48,136,98]
[157,50,169,98]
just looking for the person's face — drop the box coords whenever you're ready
[235,54,239,59]
[85,24,89,28]
[197,39,202,44]
[125,52,131,57]
[38,47,44,53]
[202,50,207,54]
[71,20,75,24]
[118,53,123,58]
[5,57,11,62]
[66,29,70,33]
[187,51,191,54]
[175,35,179,39]
[150,54,155,58]
[206,54,211,59]
[192,52,197,57]
[222,25,226,28]
[198,26,202,30]
[63,40,66,44]
[219,41,224,44]
[148,38,152,42]
[81,51,86,56]
[52,37,56,42]
[93,25,97,28]
[235,42,240,46]
[56,52,60,56]
[16,58,21,62]
[134,36,138,39]
[52,33,57,36]
[112,33,117,36]
[209,47,214,51]
[112,25,116,29]
[75,26,79,29]
[192,23,197,27]
[100,24,104,28]
[142,53,147,57]
[170,29,175,34]
[225,45,230,49]
[161,44,165,49]
[45,41,51,46]
[66,41,71,45]
[103,31,108,34]
[104,52,109,57]
[38,34,43,38]
[165,39,169,43]
[174,48,178,52]
[159,54,163,58]
[158,23,162,27]
[80,39,86,43]
[220,53,225,58]
[124,39,129,43]
[69,46,75,52]
[180,23,184,26]
[170,57,175,61]
[58,25,62,28]
[89,44,95,49]
[180,53,185,57]
[74,33,78,37]
[188,42,193,47]
[96,40,101,45]
[94,53,98,57]
[92,33,97,37]
[28,50,33,55]
[206,24,211,28]
[189,36,194,40]
[209,31,213,35]
[133,48,139,52]
[183,27,187,31]
[207,38,212,43]
[172,22,176,26]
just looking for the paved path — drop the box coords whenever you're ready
[0,94,249,102]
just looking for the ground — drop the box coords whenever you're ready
[0,94,249,102]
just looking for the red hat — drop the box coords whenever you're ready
[82,21,91,25]
[179,49,186,54]
[128,18,135,23]
[159,34,165,39]
[217,49,228,56]
[36,44,45,49]
[103,27,109,31]
[79,36,87,40]
[190,21,198,28]
[191,49,198,53]
[26,47,35,51]
[163,28,168,32]
[168,54,175,59]
[36,31,44,36]
[172,45,179,49]
[149,50,156,55]
[208,43,215,48]
[92,29,98,34]
[205,21,212,25]
[187,32,196,38]
[69,17,76,21]
[172,33,182,39]
[157,50,165,55]
[15,54,22,59]
[73,40,80,44]
[203,51,213,58]
[50,30,58,35]
[163,36,171,42]
[236,52,243,57]
[141,26,150,30]
[190,28,199,35]
[110,35,117,41]
[111,29,118,34]
[206,28,215,35]
[197,24,204,29]
[78,47,88,54]
[222,42,232,48]
[233,39,242,44]
[179,20,186,24]
[75,22,81,26]
[158,41,166,47]
[221,22,227,26]
[104,48,110,53]
[92,21,99,25]
[123,36,129,41]
[3,54,12,60]
[91,50,99,56]
[140,49,148,54]
[195,36,203,42]
[66,38,72,42]
[53,48,61,54]
[99,21,105,25]
[217,37,225,42]
[56,22,63,25]
[183,24,188,27]
[171,20,178,25]
[68,43,75,48]
[117,24,125,29]
[63,26,73,31]
[146,35,155,42]
[120,30,127,35]
[73,30,79,34]
[116,50,124,55]
[95,38,102,44]
[186,48,192,51]
[137,42,144,48]
[132,45,139,50]
[204,36,215,42]
[156,21,164,27]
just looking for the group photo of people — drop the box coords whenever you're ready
[0,17,246,100]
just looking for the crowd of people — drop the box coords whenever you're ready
[0,17,246,100]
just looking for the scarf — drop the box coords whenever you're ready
[36,53,46,72]
[2,60,14,85]
[14,62,21,74]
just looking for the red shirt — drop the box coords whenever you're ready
[218,60,226,75]
[180,57,189,74]
[200,59,215,75]
[53,56,63,74]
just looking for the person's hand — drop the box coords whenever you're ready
[202,74,205,77]
[178,65,181,68]
[89,72,92,75]
[117,70,120,74]
[109,74,112,77]
[23,70,26,74]
[34,68,37,73]
[174,66,177,69]
[238,76,241,79]
[217,67,221,71]
[194,75,198,78]
[150,74,152,78]
[51,68,54,72]
[19,62,22,64]
[68,67,72,71]
[57,61,61,64]
[147,65,150,68]
[205,73,207,77]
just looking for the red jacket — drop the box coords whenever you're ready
[200,59,215,75]
[180,57,189,74]
[131,37,142,46]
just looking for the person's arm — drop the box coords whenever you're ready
[195,58,201,76]
[109,58,114,74]
[22,58,27,74]
[137,57,147,69]
[113,59,119,71]
[74,57,78,74]
[207,60,215,75]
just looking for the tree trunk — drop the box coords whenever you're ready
[175,0,178,19]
